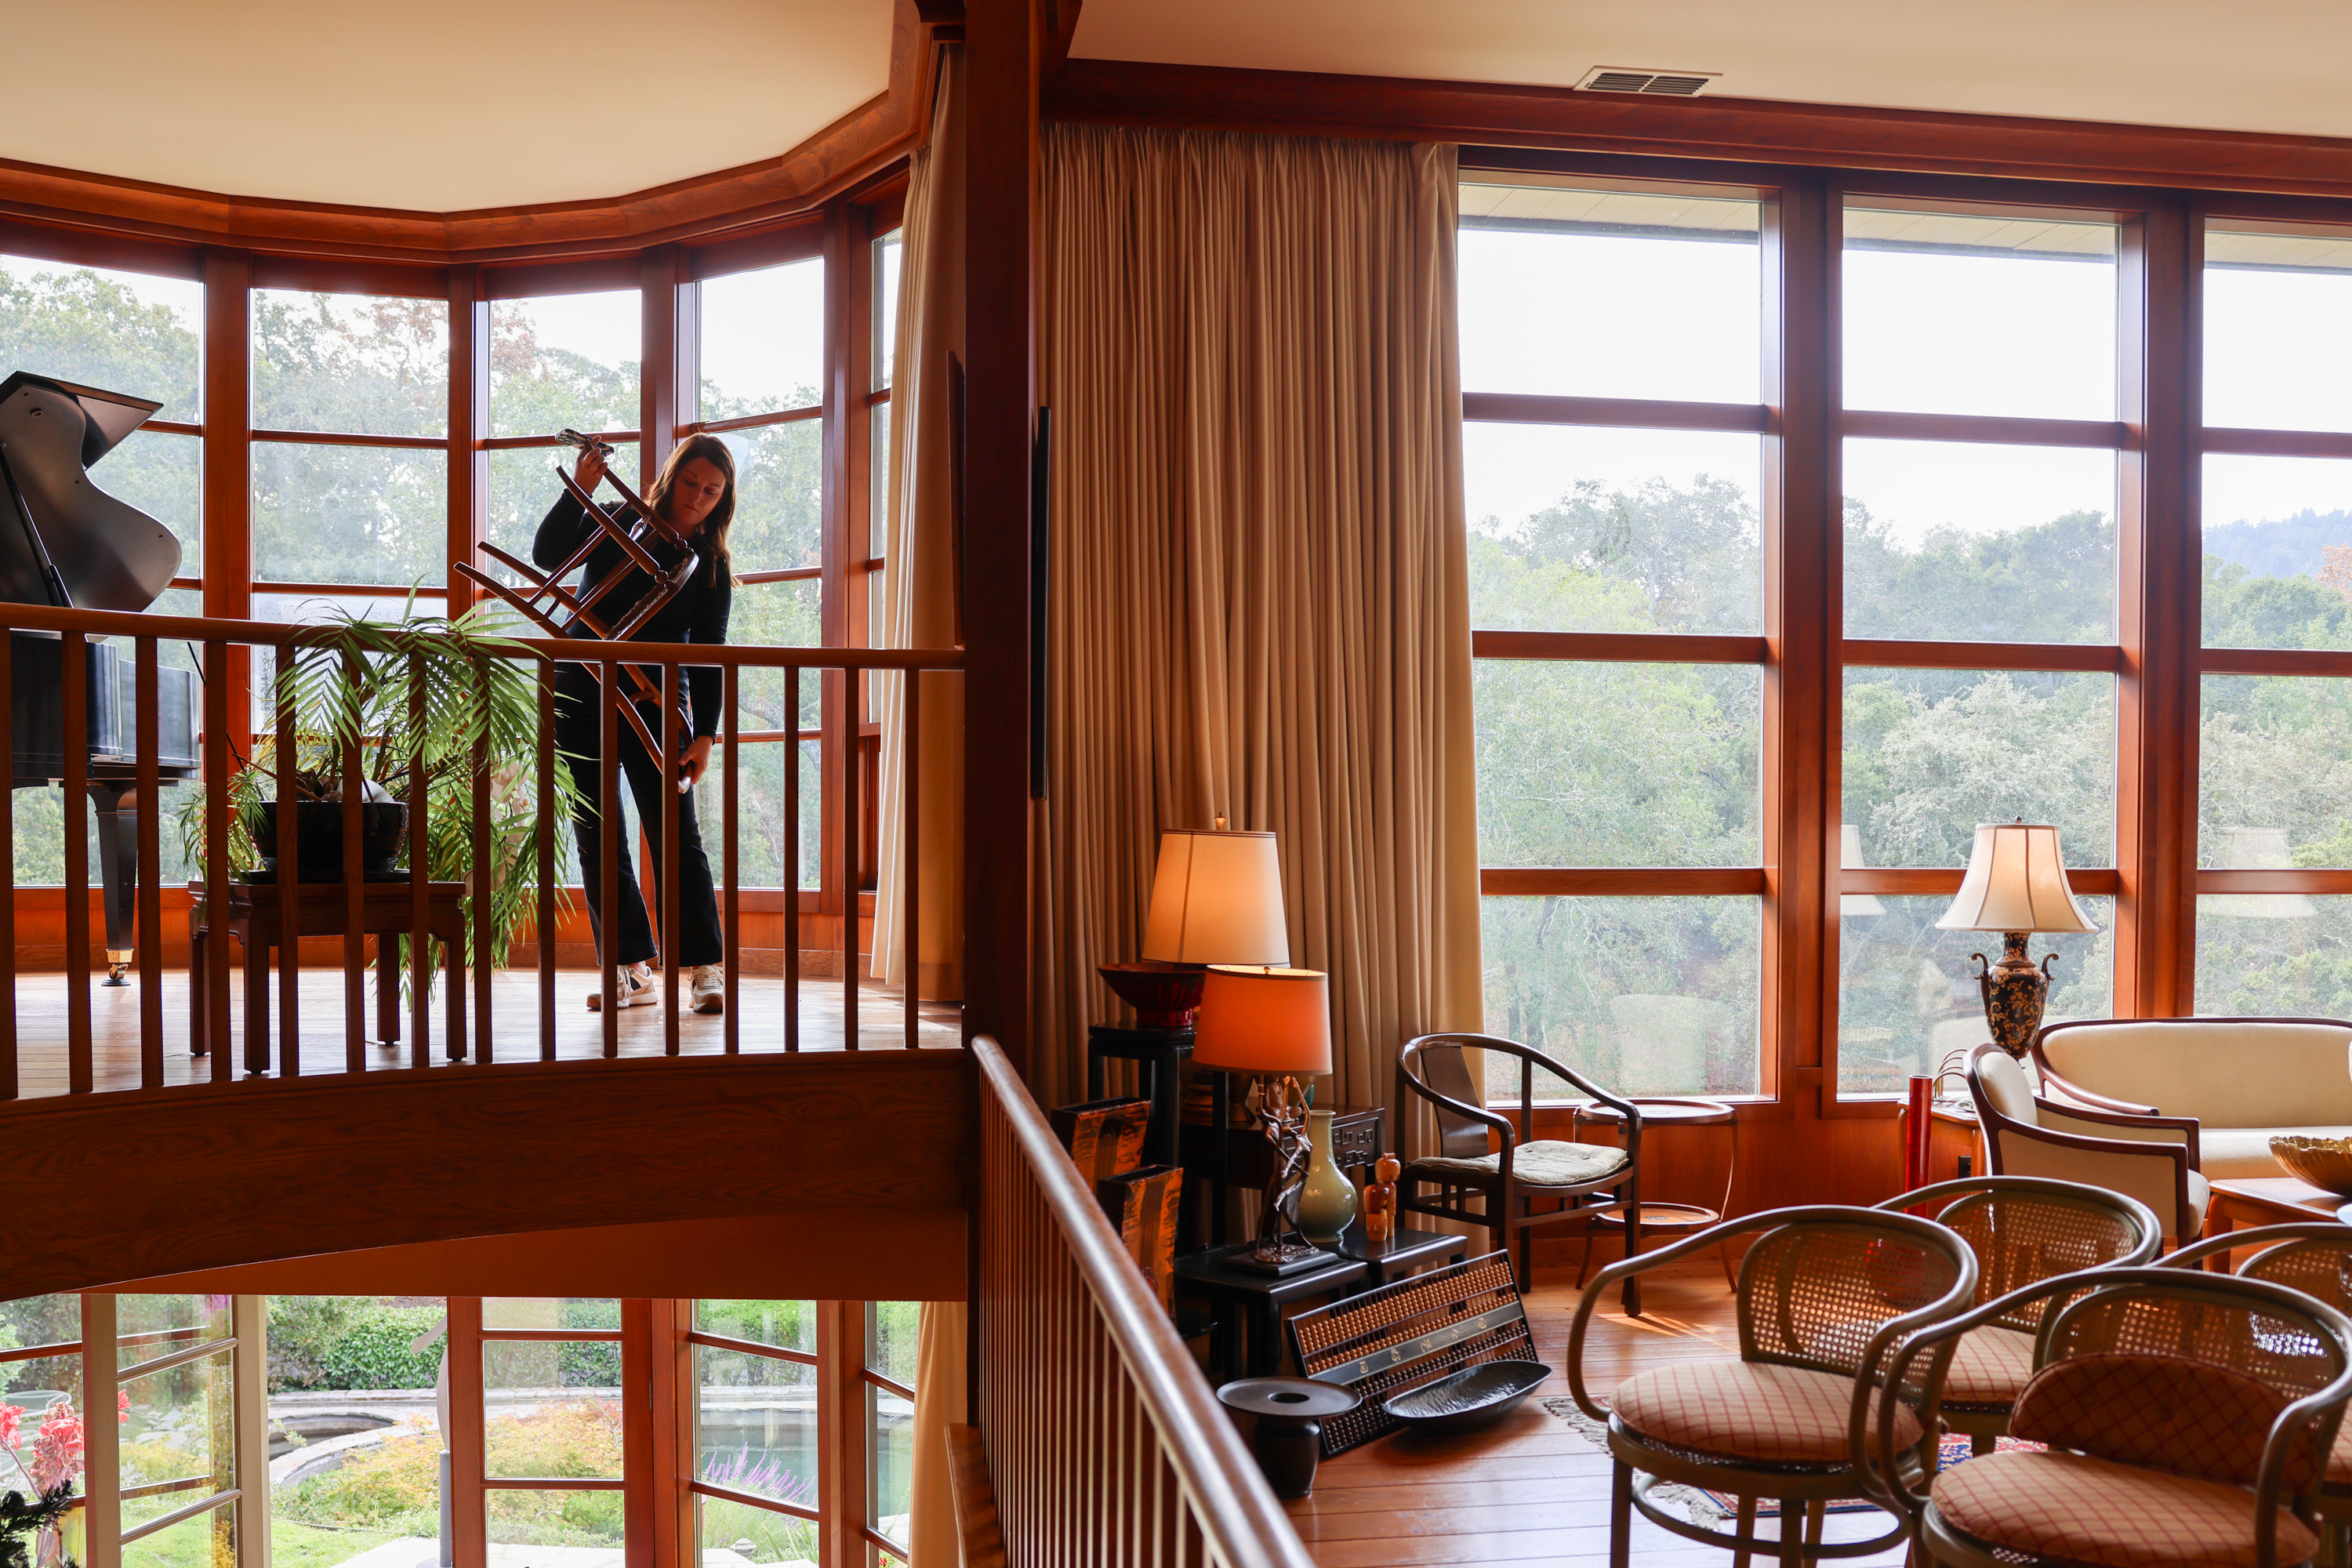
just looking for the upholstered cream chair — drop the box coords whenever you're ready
[1873,1174,2162,1456]
[1868,1267,2352,1568]
[1566,1204,1978,1566]
[1967,1042,2212,1240]
[2033,1017,2352,1180]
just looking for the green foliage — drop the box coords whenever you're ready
[275,1429,441,1535]
[696,1301,814,1354]
[867,1302,920,1388]
[700,1494,818,1565]
[266,1299,445,1394]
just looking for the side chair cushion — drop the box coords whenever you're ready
[1610,1358,1921,1467]
[1408,1139,1629,1189]
[1940,1324,2038,1410]
[2010,1352,2306,1488]
[1932,1450,2318,1568]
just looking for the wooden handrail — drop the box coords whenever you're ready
[971,1035,1315,1568]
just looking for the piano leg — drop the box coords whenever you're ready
[89,780,137,985]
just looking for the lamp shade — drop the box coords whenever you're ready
[1192,966,1331,1075]
[1140,828,1290,965]
[1935,820,2099,935]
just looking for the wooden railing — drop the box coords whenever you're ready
[972,1035,1316,1568]
[0,599,963,1097]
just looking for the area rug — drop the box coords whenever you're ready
[1543,1398,2043,1523]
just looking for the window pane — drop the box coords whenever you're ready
[873,230,903,392]
[698,1301,815,1354]
[122,1349,235,1523]
[701,259,823,419]
[1475,661,1759,866]
[2201,675,2352,868]
[1465,423,1760,634]
[2197,895,2352,1015]
[699,1494,816,1567]
[732,579,821,647]
[1842,209,2116,420]
[696,1345,817,1506]
[487,443,641,571]
[490,290,641,439]
[1838,894,2113,1096]
[867,1378,912,1548]
[1842,669,2116,868]
[2,1294,82,1489]
[483,1298,619,1331]
[870,401,893,539]
[96,429,201,577]
[1457,184,1760,403]
[484,1345,622,1480]
[274,1421,437,1561]
[123,1498,233,1568]
[2202,455,2352,648]
[253,291,449,437]
[0,256,201,421]
[118,1294,232,1361]
[1843,439,2116,644]
[253,442,448,588]
[866,1302,916,1383]
[2205,229,2352,433]
[486,1486,623,1552]
[1480,895,1760,1096]
[717,419,823,573]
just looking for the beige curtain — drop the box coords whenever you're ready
[906,1299,968,1568]
[1033,125,1483,1124]
[873,48,966,1001]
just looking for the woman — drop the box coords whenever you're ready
[535,433,736,1014]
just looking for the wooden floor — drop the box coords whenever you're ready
[1286,1266,1907,1568]
[7,966,962,1095]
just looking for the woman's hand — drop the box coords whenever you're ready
[575,443,608,494]
[678,735,714,793]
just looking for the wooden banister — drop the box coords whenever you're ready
[971,1035,1315,1568]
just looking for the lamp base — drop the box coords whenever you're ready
[1098,961,1208,1029]
[1225,1234,1336,1276]
[1972,931,2056,1059]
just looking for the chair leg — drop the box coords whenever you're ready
[1777,1498,1802,1566]
[1515,1219,1534,1294]
[1970,1431,1994,1456]
[1621,1196,1643,1318]
[1718,1237,1738,1291]
[1732,1495,1757,1568]
[1802,1498,1825,1568]
[1608,1458,1632,1568]
[1575,1218,1597,1289]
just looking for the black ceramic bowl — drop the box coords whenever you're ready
[1380,1359,1548,1436]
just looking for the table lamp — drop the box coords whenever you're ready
[1192,964,1332,1274]
[1935,818,2098,1058]
[1098,821,1289,1027]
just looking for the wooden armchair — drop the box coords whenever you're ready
[1965,1041,2211,1241]
[1396,1033,1643,1307]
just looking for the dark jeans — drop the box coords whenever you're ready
[554,664,724,969]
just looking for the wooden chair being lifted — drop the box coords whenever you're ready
[449,430,699,760]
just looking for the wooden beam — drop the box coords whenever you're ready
[1462,391,1770,434]
[200,248,253,761]
[448,263,487,616]
[1841,408,2134,452]
[1479,868,1767,897]
[1839,639,2124,673]
[1471,630,1766,663]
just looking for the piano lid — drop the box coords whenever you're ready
[0,372,177,614]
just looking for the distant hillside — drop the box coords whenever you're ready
[2204,510,2352,578]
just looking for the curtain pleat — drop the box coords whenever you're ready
[1033,124,1482,1126]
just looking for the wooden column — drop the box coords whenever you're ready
[960,0,1042,1067]
[82,1293,119,1568]
[817,1301,868,1568]
[641,245,683,490]
[447,1297,487,1568]
[821,201,854,935]
[233,1294,272,1568]
[448,264,489,618]
[201,248,252,754]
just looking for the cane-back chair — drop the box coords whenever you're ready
[1567,1204,1978,1566]
[1398,1033,1643,1306]
[1874,1174,2163,1454]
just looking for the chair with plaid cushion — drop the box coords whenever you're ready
[1868,1267,2352,1568]
[1398,1033,1647,1306]
[2167,1222,2352,1563]
[1566,1204,1979,1566]
[1874,1174,2164,1456]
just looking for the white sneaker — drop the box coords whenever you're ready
[691,964,726,1014]
[586,964,659,1011]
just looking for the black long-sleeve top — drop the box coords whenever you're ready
[533,495,733,739]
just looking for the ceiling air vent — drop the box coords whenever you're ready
[1574,67,1718,96]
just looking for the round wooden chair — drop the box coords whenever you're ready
[1868,1266,2352,1568]
[1566,1204,1979,1565]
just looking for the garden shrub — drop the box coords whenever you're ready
[268,1299,445,1393]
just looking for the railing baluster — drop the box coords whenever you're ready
[136,637,162,1087]
[839,667,858,1051]
[600,657,620,1057]
[342,648,365,1073]
[722,663,739,1054]
[205,637,234,1084]
[904,669,920,1051]
[659,660,681,1055]
[274,650,298,1077]
[408,652,429,1068]
[0,631,15,1099]
[537,659,555,1062]
[785,664,800,1054]
[61,629,90,1091]
[472,656,492,1064]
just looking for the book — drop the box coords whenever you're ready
[1047,1097,1151,1183]
[1096,1164,1185,1312]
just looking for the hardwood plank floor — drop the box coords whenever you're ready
[1283,1266,1909,1568]
[6,966,961,1095]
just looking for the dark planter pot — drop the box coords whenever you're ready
[254,800,409,882]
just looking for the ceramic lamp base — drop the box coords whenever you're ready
[1973,931,2054,1059]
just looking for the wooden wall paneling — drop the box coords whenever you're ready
[448,1296,488,1568]
[252,254,450,299]
[448,265,488,616]
[690,216,827,281]
[962,0,1042,1068]
[199,249,252,760]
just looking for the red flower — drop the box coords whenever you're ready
[30,1399,85,1492]
[0,1404,20,1450]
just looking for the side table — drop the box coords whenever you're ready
[1570,1098,1740,1289]
[1176,1225,1462,1379]
[1087,1023,1192,1168]
[1181,1083,1383,1248]
[1333,1225,1467,1289]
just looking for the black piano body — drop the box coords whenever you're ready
[0,372,201,982]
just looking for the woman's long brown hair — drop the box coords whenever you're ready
[645,431,739,564]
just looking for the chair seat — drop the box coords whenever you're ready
[1611,1358,1921,1468]
[1941,1324,2038,1410]
[1933,1449,2316,1568]
[1407,1139,1629,1189]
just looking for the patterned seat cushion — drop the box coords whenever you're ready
[1933,1450,2317,1568]
[1611,1358,1921,1467]
[1408,1139,1628,1189]
[2012,1353,2304,1488]
[1940,1324,2037,1410]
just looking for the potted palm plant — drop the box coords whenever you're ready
[176,601,584,985]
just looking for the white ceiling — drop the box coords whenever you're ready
[1071,0,2352,142]
[7,0,895,212]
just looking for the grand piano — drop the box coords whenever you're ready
[0,372,199,982]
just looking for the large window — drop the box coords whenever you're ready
[1460,181,1766,1097]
